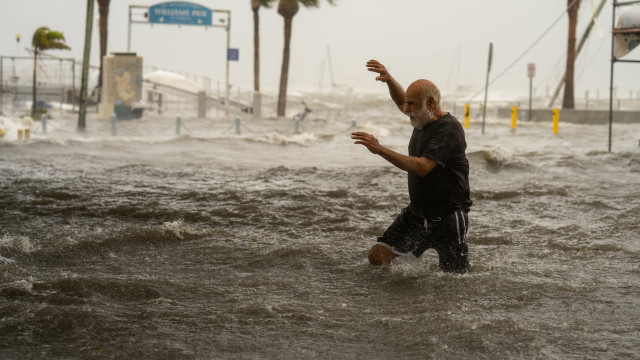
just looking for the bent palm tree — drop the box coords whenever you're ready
[276,0,335,117]
[32,27,70,117]
[252,0,275,93]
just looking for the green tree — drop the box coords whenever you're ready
[276,0,335,117]
[252,0,276,93]
[31,27,70,117]
[97,0,111,99]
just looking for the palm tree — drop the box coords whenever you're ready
[252,0,275,93]
[276,0,335,117]
[97,0,111,100]
[562,0,581,109]
[31,27,70,117]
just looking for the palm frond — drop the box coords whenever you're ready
[31,26,70,51]
[298,0,319,7]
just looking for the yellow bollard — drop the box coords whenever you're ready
[18,129,24,140]
[24,129,31,139]
[552,108,559,134]
[464,103,470,129]
[511,106,518,130]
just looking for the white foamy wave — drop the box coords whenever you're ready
[0,254,16,264]
[354,122,390,137]
[161,220,199,240]
[0,234,38,253]
[388,256,433,277]
[0,279,35,294]
[485,144,514,165]
[250,132,318,145]
[0,116,34,141]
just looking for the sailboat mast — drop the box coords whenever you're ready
[326,46,336,88]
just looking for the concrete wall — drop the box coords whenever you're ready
[497,108,640,124]
[99,53,143,120]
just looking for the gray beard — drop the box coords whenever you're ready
[410,116,426,129]
[409,108,434,129]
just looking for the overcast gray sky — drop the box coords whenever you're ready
[1,0,638,100]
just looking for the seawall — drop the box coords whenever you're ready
[497,108,640,124]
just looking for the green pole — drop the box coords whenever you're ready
[78,0,94,131]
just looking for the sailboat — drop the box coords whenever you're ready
[317,46,352,93]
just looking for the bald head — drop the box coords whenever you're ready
[406,79,441,108]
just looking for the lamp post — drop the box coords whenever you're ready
[14,34,21,105]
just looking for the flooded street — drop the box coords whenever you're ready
[1,94,639,359]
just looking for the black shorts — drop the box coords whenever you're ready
[377,207,470,273]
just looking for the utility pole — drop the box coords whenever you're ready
[78,0,94,130]
[562,0,581,109]
[549,0,606,107]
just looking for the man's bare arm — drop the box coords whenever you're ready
[351,132,436,177]
[366,60,407,114]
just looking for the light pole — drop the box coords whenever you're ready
[78,0,94,130]
[14,34,21,105]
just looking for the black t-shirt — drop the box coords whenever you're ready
[407,113,472,217]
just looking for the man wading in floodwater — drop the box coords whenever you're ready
[352,60,472,273]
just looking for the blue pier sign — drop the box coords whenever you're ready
[149,2,212,26]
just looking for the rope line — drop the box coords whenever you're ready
[222,123,235,134]
[180,120,194,135]
[159,120,176,133]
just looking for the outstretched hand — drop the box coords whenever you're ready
[366,60,392,83]
[351,132,382,154]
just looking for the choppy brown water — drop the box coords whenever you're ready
[1,95,640,359]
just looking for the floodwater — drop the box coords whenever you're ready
[1,94,639,359]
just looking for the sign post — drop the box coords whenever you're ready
[527,63,535,122]
[127,2,232,118]
[481,42,493,135]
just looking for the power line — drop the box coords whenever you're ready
[468,0,582,101]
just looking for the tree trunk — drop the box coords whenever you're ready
[32,49,37,117]
[78,0,94,130]
[277,1,299,117]
[277,16,293,117]
[98,0,110,100]
[253,2,260,92]
[562,0,581,109]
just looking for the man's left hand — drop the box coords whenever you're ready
[351,132,382,154]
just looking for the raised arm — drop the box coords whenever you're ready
[366,60,407,114]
